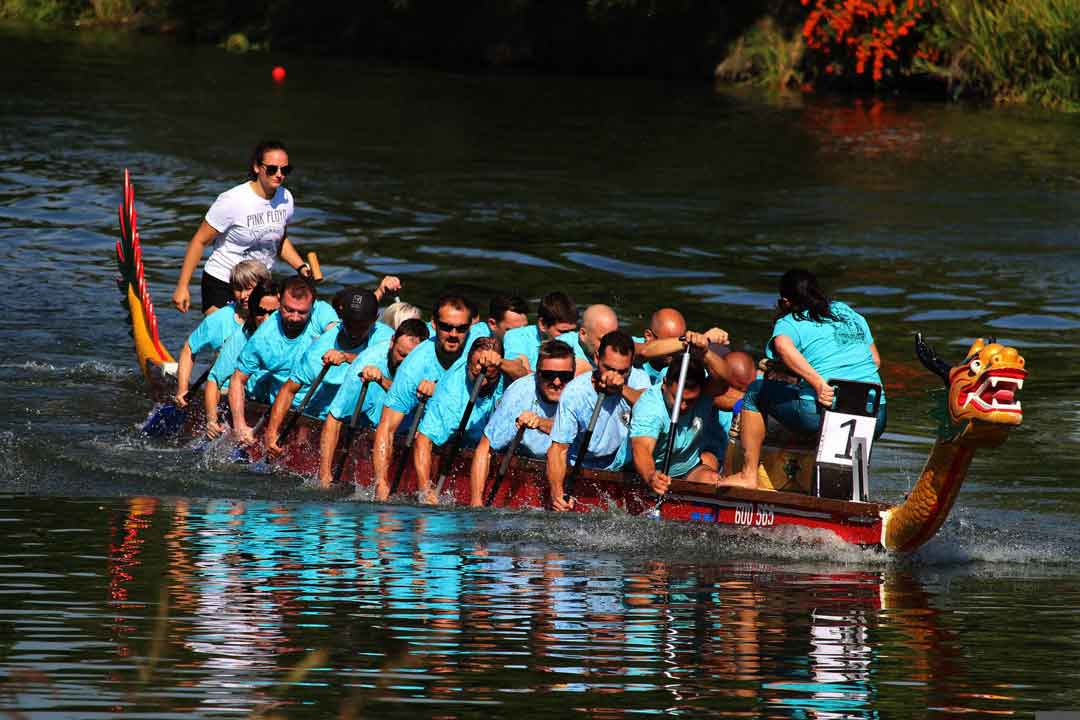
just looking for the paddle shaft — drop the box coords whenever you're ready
[649,345,692,517]
[562,391,606,502]
[277,362,332,446]
[388,395,428,495]
[331,378,371,485]
[434,372,486,497]
[485,424,526,507]
[661,347,693,476]
[181,366,211,405]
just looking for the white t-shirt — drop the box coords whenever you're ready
[203,182,295,282]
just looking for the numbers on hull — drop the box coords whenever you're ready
[733,502,775,527]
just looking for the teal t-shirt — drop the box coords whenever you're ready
[555,330,593,368]
[187,304,243,355]
[549,367,651,470]
[766,300,885,405]
[502,325,545,370]
[382,340,463,417]
[483,374,558,458]
[236,313,324,404]
[631,334,669,385]
[629,383,721,478]
[311,299,340,333]
[327,340,393,428]
[290,323,394,419]
[207,328,252,392]
[418,363,505,447]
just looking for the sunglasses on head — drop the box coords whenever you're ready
[261,163,293,177]
[436,320,471,335]
[538,369,575,384]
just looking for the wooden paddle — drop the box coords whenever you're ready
[331,378,371,485]
[388,395,429,496]
[305,251,323,282]
[276,362,332,447]
[485,424,526,507]
[433,371,486,498]
[562,390,606,505]
[646,342,692,520]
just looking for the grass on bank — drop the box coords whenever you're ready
[927,0,1080,111]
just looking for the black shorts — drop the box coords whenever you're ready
[200,272,233,314]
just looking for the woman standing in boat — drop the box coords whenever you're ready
[723,268,887,487]
[171,139,312,315]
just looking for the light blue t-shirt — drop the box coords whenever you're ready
[236,313,325,404]
[207,328,252,392]
[483,374,558,458]
[327,340,393,428]
[766,300,885,405]
[290,323,393,419]
[418,363,505,447]
[502,325,546,370]
[631,334,671,385]
[382,340,464,418]
[629,383,722,478]
[555,330,593,368]
[187,304,243,355]
[549,367,651,470]
[311,299,340,333]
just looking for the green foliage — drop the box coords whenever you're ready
[927,0,1080,111]
[0,0,83,22]
[715,17,804,89]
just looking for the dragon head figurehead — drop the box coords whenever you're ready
[916,333,1026,447]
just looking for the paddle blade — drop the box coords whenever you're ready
[141,402,187,438]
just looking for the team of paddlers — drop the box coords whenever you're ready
[165,140,887,509]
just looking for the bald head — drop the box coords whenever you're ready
[648,308,686,340]
[724,351,757,391]
[580,304,619,358]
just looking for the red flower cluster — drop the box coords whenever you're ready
[801,0,935,82]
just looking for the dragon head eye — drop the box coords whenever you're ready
[969,358,982,374]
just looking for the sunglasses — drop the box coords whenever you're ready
[436,320,471,335]
[261,163,293,177]
[253,306,275,317]
[538,369,575,384]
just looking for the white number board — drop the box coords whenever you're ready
[816,411,877,467]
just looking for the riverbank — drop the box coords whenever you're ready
[2,0,1077,110]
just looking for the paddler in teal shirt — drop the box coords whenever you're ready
[413,336,506,504]
[501,291,578,380]
[371,293,475,501]
[555,303,619,376]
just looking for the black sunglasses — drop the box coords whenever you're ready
[538,369,575,384]
[436,320,471,335]
[262,163,293,177]
[253,306,275,317]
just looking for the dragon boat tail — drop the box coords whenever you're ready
[114,171,1026,554]
[117,169,174,392]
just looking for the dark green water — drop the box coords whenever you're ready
[0,25,1078,718]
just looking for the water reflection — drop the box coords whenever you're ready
[4,497,1031,717]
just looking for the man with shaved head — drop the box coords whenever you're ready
[633,308,687,384]
[556,303,619,376]
[636,315,731,386]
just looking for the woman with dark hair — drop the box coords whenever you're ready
[723,268,886,487]
[202,280,281,439]
[172,140,312,316]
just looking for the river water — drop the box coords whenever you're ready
[0,25,1079,718]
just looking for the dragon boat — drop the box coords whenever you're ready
[115,170,1027,553]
